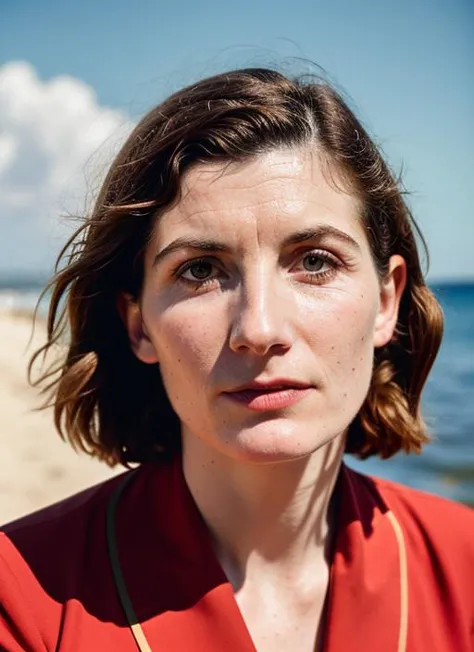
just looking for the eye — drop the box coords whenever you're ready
[291,249,341,284]
[182,260,215,281]
[175,257,224,288]
[302,253,329,272]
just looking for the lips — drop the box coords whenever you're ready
[222,379,312,412]
[226,378,312,393]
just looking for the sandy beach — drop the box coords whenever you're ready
[0,310,120,524]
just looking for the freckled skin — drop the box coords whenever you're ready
[128,148,404,464]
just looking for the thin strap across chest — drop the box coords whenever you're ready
[106,472,153,652]
[386,510,409,652]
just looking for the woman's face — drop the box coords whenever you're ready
[124,148,406,463]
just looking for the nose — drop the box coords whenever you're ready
[228,272,294,356]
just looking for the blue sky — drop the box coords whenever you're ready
[1,0,473,280]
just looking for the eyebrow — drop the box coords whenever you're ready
[152,224,361,267]
[281,226,361,253]
[153,238,232,267]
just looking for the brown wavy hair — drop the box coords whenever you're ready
[29,68,444,466]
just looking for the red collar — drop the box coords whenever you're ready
[110,457,407,651]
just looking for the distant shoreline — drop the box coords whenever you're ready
[1,277,473,292]
[1,278,473,322]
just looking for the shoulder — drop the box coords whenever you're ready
[0,469,132,593]
[347,465,474,557]
[0,469,135,649]
[0,469,135,600]
[360,469,474,642]
[1,469,130,547]
[373,472,472,528]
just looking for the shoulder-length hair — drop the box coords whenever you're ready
[30,68,444,466]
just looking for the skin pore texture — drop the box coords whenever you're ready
[122,148,406,651]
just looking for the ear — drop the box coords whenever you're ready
[117,293,159,364]
[373,255,407,348]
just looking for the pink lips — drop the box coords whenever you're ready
[222,379,312,412]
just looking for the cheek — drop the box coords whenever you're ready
[301,291,377,377]
[147,302,225,384]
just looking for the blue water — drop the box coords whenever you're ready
[1,280,473,506]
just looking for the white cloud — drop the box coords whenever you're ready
[0,61,134,276]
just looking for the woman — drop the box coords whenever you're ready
[0,68,472,652]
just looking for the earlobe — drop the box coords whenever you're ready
[374,255,407,348]
[116,293,159,364]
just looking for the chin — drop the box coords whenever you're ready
[220,419,336,465]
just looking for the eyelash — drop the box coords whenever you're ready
[173,250,343,291]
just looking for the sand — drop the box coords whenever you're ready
[0,310,120,524]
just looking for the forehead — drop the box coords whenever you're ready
[154,148,364,243]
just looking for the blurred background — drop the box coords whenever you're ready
[0,0,473,521]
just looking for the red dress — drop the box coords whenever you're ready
[1,456,473,651]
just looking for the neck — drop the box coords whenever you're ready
[182,434,345,589]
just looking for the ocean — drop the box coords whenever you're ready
[1,280,473,507]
